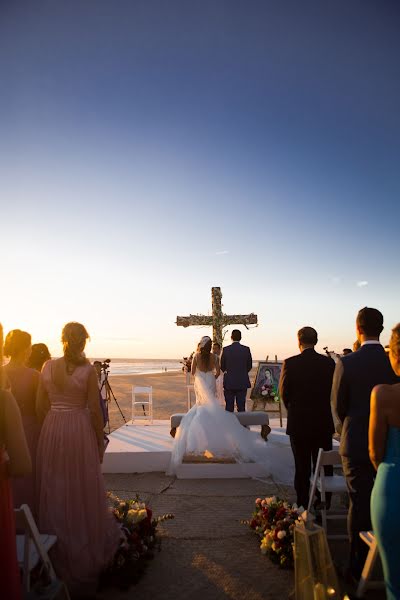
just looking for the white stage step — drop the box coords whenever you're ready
[102,420,172,474]
[176,462,269,479]
[102,418,292,479]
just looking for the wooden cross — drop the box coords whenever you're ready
[176,287,258,348]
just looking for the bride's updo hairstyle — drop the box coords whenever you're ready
[62,322,89,366]
[198,335,212,371]
[3,329,31,358]
[389,324,400,359]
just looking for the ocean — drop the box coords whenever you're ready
[91,357,261,376]
[91,358,183,376]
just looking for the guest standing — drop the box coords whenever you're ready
[220,330,252,412]
[369,323,400,600]
[331,307,399,581]
[27,343,51,372]
[0,323,32,600]
[36,322,120,597]
[279,327,335,508]
[3,329,40,512]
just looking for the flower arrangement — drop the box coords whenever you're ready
[246,496,302,568]
[181,352,194,373]
[260,382,280,402]
[100,493,174,590]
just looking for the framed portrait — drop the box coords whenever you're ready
[250,361,283,402]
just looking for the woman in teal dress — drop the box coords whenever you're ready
[370,323,400,600]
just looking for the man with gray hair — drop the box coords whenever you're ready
[279,327,335,508]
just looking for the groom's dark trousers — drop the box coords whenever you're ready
[221,342,252,412]
[224,389,246,412]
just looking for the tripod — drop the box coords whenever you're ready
[100,362,127,433]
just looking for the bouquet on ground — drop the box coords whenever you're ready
[246,496,302,568]
[100,493,174,589]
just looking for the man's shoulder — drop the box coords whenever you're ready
[314,351,335,366]
[342,345,384,369]
[283,353,302,367]
[228,342,249,351]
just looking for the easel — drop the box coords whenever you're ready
[252,355,283,427]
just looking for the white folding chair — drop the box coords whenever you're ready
[131,386,153,424]
[14,504,69,597]
[186,384,195,411]
[307,448,348,539]
[356,531,384,597]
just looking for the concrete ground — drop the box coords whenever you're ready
[95,473,385,600]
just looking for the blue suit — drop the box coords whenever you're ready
[220,342,252,412]
[331,343,399,578]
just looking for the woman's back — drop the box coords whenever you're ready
[41,358,92,410]
[384,426,400,462]
[37,357,120,594]
[4,364,38,416]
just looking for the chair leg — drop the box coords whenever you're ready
[307,479,317,514]
[356,541,379,598]
[321,487,328,533]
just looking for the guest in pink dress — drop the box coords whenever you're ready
[0,323,32,600]
[36,322,120,597]
[4,329,40,514]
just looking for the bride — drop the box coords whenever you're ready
[167,335,272,475]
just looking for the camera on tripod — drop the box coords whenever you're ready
[100,359,111,373]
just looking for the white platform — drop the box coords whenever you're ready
[102,418,292,479]
[102,420,173,474]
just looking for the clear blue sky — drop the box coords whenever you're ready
[1,1,399,358]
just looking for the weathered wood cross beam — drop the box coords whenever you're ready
[176,287,258,348]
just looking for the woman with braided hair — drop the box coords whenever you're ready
[36,322,120,596]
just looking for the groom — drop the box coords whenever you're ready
[220,330,252,412]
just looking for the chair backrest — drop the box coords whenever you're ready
[14,504,57,591]
[317,449,342,467]
[133,386,152,394]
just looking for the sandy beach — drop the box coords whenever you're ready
[107,368,287,431]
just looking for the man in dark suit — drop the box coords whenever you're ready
[279,326,335,509]
[331,307,399,580]
[220,329,252,412]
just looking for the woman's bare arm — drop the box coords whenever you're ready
[191,354,197,376]
[4,391,32,476]
[369,385,388,470]
[36,373,51,424]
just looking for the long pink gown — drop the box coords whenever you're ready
[5,365,40,514]
[36,361,120,595]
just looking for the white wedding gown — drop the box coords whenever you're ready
[167,369,274,476]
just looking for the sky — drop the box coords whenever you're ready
[1,1,399,359]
